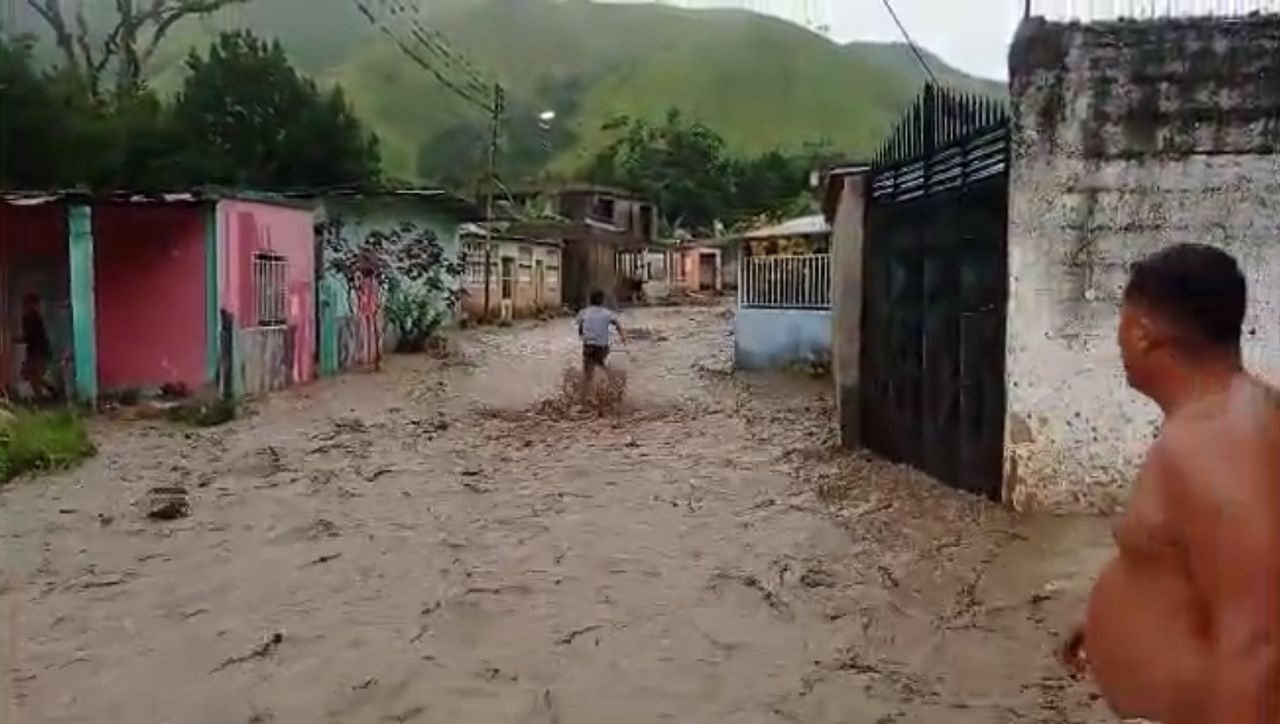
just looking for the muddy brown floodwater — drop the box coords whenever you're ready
[3,306,1121,723]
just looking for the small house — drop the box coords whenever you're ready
[486,185,662,309]
[0,191,317,403]
[726,214,834,371]
[668,242,724,294]
[459,224,563,321]
[300,189,483,372]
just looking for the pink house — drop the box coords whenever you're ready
[0,192,317,402]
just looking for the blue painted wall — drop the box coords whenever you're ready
[733,308,832,371]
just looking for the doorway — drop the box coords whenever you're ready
[698,252,717,292]
[500,257,515,301]
[534,260,545,308]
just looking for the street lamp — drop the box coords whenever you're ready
[538,110,556,153]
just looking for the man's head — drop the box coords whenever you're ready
[589,290,605,306]
[1119,243,1246,395]
[22,293,40,312]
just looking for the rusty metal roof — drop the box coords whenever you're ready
[292,187,484,221]
[0,186,484,219]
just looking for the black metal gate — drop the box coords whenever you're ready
[860,84,1010,500]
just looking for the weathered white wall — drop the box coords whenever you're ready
[1005,16,1280,512]
[829,174,866,448]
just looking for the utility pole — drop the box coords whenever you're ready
[481,82,505,322]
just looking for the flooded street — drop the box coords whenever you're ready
[3,306,1117,723]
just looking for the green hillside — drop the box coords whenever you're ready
[850,42,1007,98]
[7,0,1006,184]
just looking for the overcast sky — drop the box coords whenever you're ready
[626,0,1025,80]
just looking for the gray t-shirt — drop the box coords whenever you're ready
[577,305,617,347]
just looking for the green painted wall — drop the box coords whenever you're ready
[318,277,341,377]
[317,197,465,352]
[203,204,220,385]
[67,204,97,403]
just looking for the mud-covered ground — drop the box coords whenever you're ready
[2,306,1118,723]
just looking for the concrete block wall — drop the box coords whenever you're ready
[1005,15,1280,512]
[829,175,867,449]
[733,308,832,371]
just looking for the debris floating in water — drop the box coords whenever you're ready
[533,363,629,417]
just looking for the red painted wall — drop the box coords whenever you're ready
[93,204,207,391]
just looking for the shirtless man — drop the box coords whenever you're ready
[1063,244,1279,723]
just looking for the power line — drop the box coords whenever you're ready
[349,0,509,316]
[367,0,490,98]
[350,0,493,112]
[879,0,938,85]
[379,0,491,91]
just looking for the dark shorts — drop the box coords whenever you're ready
[582,344,609,369]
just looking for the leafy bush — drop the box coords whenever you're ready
[318,217,464,353]
[0,409,96,484]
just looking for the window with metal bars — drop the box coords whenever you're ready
[463,241,494,285]
[252,252,289,327]
[518,247,534,282]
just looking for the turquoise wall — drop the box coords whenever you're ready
[319,197,463,318]
[67,204,98,402]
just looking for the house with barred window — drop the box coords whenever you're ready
[0,190,317,403]
[459,224,563,322]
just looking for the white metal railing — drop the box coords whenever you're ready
[616,250,666,282]
[738,254,831,310]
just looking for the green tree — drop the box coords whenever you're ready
[23,0,250,98]
[731,151,809,222]
[0,36,93,187]
[170,30,380,189]
[0,35,179,189]
[317,217,463,352]
[585,108,822,234]
[587,109,734,233]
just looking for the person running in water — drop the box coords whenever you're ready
[576,290,626,403]
[1063,244,1278,723]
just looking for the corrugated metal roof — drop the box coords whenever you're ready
[296,187,484,221]
[459,222,562,246]
[741,214,830,239]
[0,187,483,219]
[1,190,202,206]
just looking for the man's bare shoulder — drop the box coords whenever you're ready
[1245,375,1280,427]
[1155,376,1279,516]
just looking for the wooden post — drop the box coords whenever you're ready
[67,204,97,405]
[481,83,505,322]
